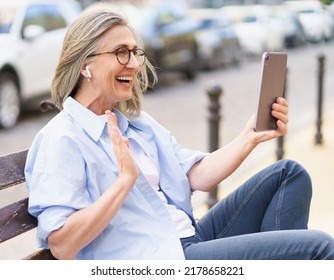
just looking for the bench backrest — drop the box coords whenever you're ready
[0,150,55,260]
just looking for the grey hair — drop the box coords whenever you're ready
[51,4,157,118]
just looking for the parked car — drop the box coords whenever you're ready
[189,8,243,70]
[104,0,200,82]
[285,1,334,43]
[271,5,307,48]
[0,0,81,128]
[221,5,285,56]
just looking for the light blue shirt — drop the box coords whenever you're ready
[25,97,207,260]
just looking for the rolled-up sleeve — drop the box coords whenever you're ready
[168,132,208,175]
[26,134,90,248]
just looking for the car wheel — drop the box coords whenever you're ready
[185,70,195,80]
[0,72,21,129]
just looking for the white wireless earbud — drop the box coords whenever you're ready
[85,65,92,79]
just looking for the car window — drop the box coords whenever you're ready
[243,15,257,23]
[156,4,186,26]
[201,19,214,29]
[157,11,179,26]
[0,7,17,33]
[22,4,67,34]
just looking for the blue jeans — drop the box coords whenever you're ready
[182,160,334,259]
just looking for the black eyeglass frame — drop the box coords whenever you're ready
[87,47,146,66]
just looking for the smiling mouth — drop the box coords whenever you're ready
[116,76,132,84]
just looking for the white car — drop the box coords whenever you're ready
[221,5,285,56]
[0,0,81,128]
[189,8,242,70]
[285,1,334,43]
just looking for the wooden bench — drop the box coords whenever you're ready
[0,149,55,259]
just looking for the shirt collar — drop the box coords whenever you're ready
[63,97,141,141]
[113,110,143,135]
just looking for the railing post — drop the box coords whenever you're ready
[315,54,325,145]
[206,84,223,209]
[276,67,288,161]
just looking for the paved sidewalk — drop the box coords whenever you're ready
[193,108,334,237]
[285,108,334,236]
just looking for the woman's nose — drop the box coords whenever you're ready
[126,52,140,69]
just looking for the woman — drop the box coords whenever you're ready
[25,6,334,260]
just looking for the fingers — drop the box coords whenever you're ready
[273,98,288,137]
[245,114,256,131]
[272,97,288,115]
[105,110,130,149]
[272,97,289,126]
[105,110,138,186]
[277,119,288,135]
[122,137,130,149]
[105,110,117,132]
[105,110,128,159]
[276,97,288,106]
[105,110,120,143]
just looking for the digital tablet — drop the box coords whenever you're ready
[253,52,288,132]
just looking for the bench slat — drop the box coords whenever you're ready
[0,149,56,259]
[0,150,28,190]
[0,192,56,259]
[25,249,56,260]
[0,198,37,243]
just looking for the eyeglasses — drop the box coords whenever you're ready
[87,47,146,66]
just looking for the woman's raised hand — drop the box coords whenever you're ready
[105,110,138,186]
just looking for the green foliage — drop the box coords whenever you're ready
[320,0,332,5]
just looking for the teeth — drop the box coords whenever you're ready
[117,76,132,81]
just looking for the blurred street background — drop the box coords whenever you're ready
[1,0,334,259]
